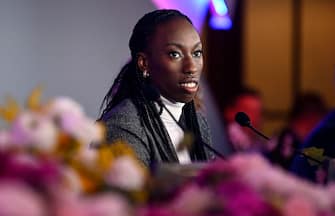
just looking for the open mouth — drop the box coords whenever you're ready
[179,81,198,92]
[180,81,197,88]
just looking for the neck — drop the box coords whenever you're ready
[159,96,185,121]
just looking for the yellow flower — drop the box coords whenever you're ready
[0,96,20,123]
[26,85,43,111]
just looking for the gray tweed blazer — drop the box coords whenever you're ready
[102,98,214,167]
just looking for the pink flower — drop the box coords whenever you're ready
[0,130,11,150]
[228,154,333,212]
[282,195,317,216]
[216,180,279,216]
[169,183,214,215]
[139,206,176,216]
[53,191,132,216]
[52,193,88,216]
[84,193,132,216]
[0,181,47,216]
[0,152,61,192]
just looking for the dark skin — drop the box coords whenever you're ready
[137,17,203,103]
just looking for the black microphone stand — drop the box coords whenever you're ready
[248,123,322,164]
[235,112,322,165]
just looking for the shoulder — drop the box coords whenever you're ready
[101,99,145,138]
[196,111,210,130]
[195,111,212,142]
[102,99,140,125]
[100,99,151,166]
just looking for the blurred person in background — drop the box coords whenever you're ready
[267,92,328,170]
[290,90,335,184]
[222,87,265,153]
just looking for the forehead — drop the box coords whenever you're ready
[149,18,200,47]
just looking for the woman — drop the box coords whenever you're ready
[99,9,214,167]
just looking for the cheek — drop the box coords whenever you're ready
[198,59,204,70]
[149,61,180,81]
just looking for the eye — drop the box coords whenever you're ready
[193,50,203,58]
[168,51,182,59]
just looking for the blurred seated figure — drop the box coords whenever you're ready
[289,98,335,184]
[267,92,328,170]
[222,87,265,153]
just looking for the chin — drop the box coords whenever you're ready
[176,94,195,103]
[163,92,196,104]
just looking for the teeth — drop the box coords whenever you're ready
[180,82,197,88]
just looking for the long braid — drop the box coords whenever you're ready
[99,62,133,119]
[131,65,172,151]
[99,58,172,156]
[183,102,208,160]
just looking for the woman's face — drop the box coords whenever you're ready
[141,18,203,103]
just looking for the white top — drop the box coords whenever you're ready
[158,96,191,164]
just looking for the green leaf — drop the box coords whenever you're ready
[302,147,327,166]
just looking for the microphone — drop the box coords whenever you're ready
[234,111,322,165]
[235,112,270,140]
[146,85,225,160]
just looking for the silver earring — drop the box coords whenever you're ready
[143,70,149,78]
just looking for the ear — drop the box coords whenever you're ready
[137,52,148,72]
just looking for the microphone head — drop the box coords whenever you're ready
[235,112,251,127]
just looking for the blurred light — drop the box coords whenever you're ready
[211,0,228,16]
[151,0,232,31]
[151,0,210,32]
[209,15,232,30]
[209,0,232,30]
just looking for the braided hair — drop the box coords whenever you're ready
[99,9,208,161]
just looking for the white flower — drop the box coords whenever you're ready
[10,111,57,152]
[47,97,85,119]
[76,146,98,168]
[46,97,104,145]
[106,156,145,190]
[62,167,83,193]
[69,117,104,146]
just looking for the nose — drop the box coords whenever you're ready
[183,56,198,75]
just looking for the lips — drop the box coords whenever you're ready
[179,79,199,93]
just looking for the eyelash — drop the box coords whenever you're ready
[193,50,203,57]
[168,50,203,59]
[169,51,181,59]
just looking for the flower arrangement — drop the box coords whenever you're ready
[0,87,147,215]
[141,154,335,216]
[1,88,335,216]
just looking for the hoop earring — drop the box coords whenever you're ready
[143,70,149,78]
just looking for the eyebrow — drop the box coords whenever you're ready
[165,41,202,49]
